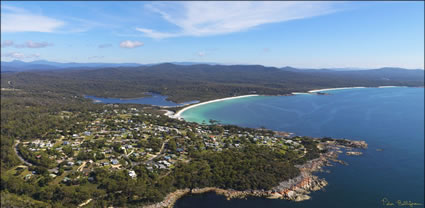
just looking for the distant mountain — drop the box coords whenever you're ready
[2,63,422,103]
[0,60,221,72]
[0,60,145,72]
[167,62,218,66]
[281,66,424,72]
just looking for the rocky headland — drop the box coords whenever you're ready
[143,139,367,208]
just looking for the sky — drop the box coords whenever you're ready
[1,1,424,69]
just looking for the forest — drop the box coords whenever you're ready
[2,63,423,103]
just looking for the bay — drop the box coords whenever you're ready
[176,87,424,208]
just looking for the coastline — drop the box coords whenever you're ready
[168,86,409,121]
[171,94,259,119]
[144,139,368,208]
[307,85,406,93]
[308,86,367,93]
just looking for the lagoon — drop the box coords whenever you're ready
[85,93,198,107]
[176,87,424,208]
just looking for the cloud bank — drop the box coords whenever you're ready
[137,2,340,39]
[2,52,40,59]
[1,5,64,33]
[1,40,52,48]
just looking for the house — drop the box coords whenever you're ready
[111,159,119,165]
[128,170,137,178]
[63,141,70,145]
[162,160,171,167]
[24,174,32,180]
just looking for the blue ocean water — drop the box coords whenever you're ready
[176,87,424,208]
[85,93,198,107]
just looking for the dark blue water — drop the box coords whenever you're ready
[176,87,424,208]
[85,93,198,107]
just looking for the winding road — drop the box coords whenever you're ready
[14,140,33,166]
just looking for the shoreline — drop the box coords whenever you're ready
[169,86,409,121]
[307,85,406,93]
[144,139,368,208]
[308,86,367,93]
[171,94,259,119]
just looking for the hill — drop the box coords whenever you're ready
[1,63,423,103]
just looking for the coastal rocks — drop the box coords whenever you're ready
[343,140,368,149]
[144,189,190,208]
[295,195,311,201]
[346,151,363,156]
[274,175,328,202]
[330,158,348,165]
[144,139,368,207]
[316,92,329,96]
[270,156,331,202]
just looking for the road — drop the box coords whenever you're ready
[147,139,169,162]
[131,139,170,168]
[14,140,57,172]
[77,161,87,172]
[14,140,33,166]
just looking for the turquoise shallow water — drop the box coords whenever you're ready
[176,87,424,208]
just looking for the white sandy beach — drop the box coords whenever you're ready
[171,86,408,120]
[172,94,259,119]
[291,92,311,95]
[161,109,175,117]
[378,86,401,88]
[308,86,407,93]
[308,87,367,93]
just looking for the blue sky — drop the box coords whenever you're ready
[1,1,424,69]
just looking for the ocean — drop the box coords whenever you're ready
[176,87,424,208]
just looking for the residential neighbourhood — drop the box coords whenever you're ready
[14,105,302,186]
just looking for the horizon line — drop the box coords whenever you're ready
[1,59,424,70]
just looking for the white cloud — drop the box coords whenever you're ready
[1,40,52,48]
[1,5,64,32]
[16,41,52,48]
[137,2,340,39]
[1,40,14,47]
[119,40,144,48]
[2,52,40,59]
[25,41,51,48]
